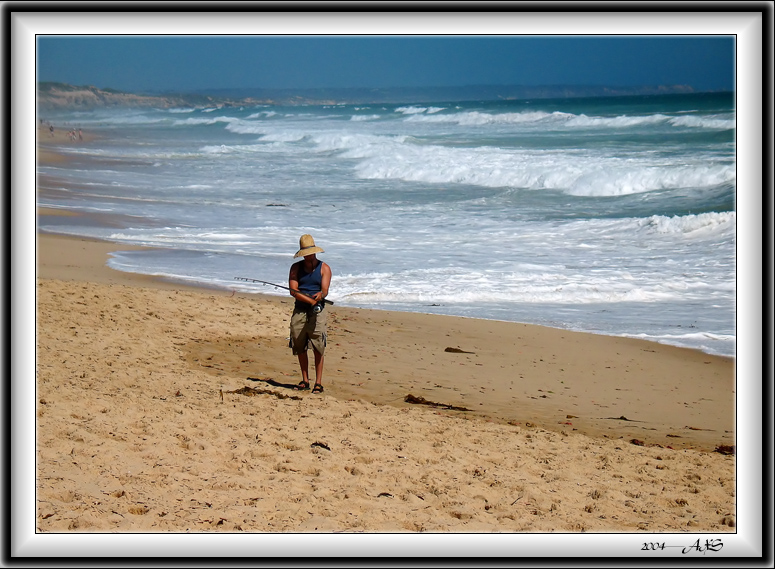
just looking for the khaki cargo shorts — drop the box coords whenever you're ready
[289,306,328,355]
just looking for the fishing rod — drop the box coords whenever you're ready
[234,277,334,307]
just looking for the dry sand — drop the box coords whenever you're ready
[33,139,738,536]
[35,230,737,535]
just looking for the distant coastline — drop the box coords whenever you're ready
[37,81,722,110]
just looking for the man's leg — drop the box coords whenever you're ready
[297,350,310,385]
[313,349,324,387]
[291,309,311,388]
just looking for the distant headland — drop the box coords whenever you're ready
[37,81,709,110]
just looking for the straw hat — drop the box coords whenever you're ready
[294,234,325,258]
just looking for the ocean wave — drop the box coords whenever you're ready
[259,131,309,143]
[226,119,310,136]
[199,143,269,154]
[331,261,720,307]
[631,331,735,342]
[556,212,735,242]
[173,116,241,127]
[395,106,432,115]
[404,110,559,126]
[624,332,735,356]
[565,113,669,128]
[347,135,735,195]
[225,122,271,135]
[335,279,680,306]
[106,230,257,249]
[311,132,410,154]
[246,111,279,119]
[394,106,450,115]
[200,144,234,154]
[565,164,736,196]
[400,109,735,131]
[640,211,736,235]
[669,115,736,129]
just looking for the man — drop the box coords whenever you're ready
[288,234,332,394]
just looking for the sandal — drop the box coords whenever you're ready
[294,381,310,391]
[312,384,324,394]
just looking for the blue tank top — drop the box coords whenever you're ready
[296,261,323,305]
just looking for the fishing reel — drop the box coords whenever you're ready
[312,302,325,314]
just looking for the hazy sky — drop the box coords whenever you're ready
[36,35,735,93]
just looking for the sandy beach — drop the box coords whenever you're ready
[34,141,737,534]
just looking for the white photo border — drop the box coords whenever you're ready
[9,5,767,563]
